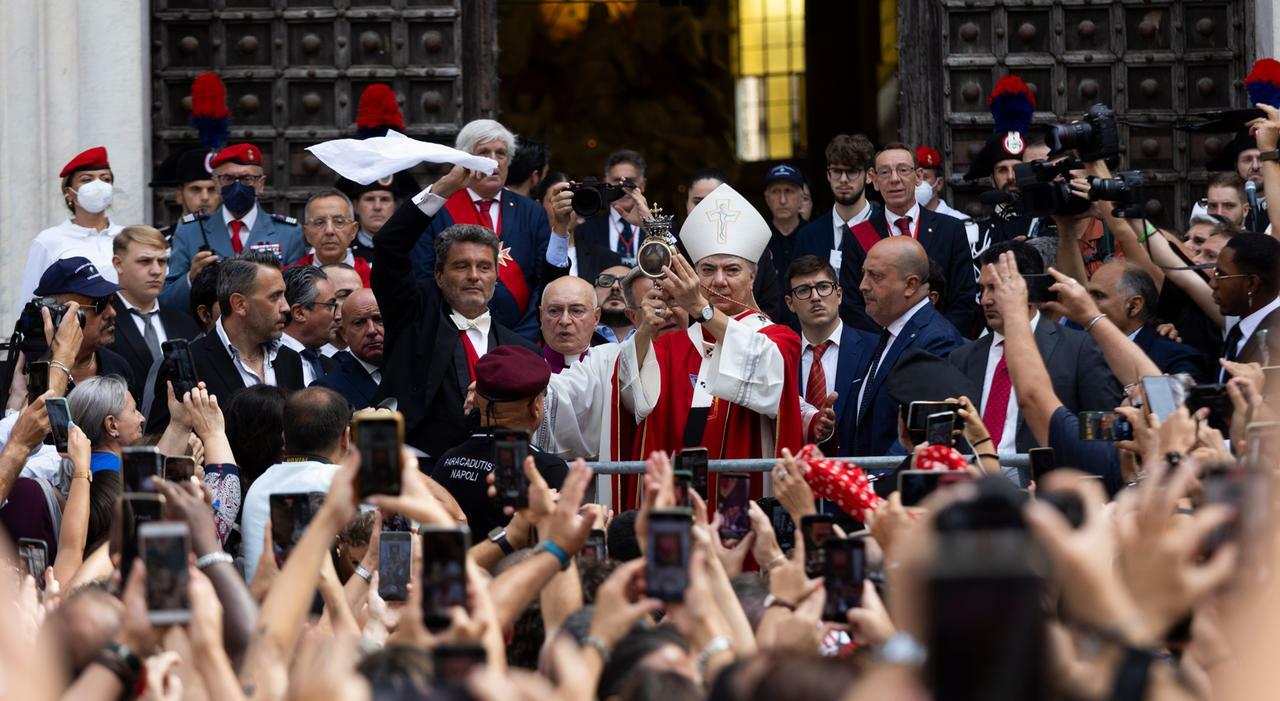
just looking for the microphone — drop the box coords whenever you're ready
[1246,180,1259,212]
[978,190,1015,206]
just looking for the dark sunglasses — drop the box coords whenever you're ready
[89,296,112,314]
[595,273,625,288]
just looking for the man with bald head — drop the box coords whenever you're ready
[312,288,385,408]
[845,235,967,455]
[1087,261,1207,380]
[540,274,601,372]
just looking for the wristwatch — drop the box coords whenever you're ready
[697,303,714,323]
[487,526,514,555]
[1259,149,1280,163]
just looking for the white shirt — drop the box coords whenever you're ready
[608,208,638,261]
[307,247,356,268]
[981,312,1040,455]
[1227,295,1280,357]
[117,293,169,347]
[215,317,280,387]
[932,199,968,221]
[831,203,874,251]
[354,354,383,384]
[280,333,322,386]
[413,186,571,269]
[885,203,922,238]
[467,188,501,231]
[17,219,124,315]
[319,343,342,358]
[222,204,260,248]
[0,411,62,483]
[801,321,843,398]
[567,244,579,276]
[855,297,932,419]
[241,459,340,583]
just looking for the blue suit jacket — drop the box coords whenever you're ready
[161,204,307,312]
[1132,326,1209,383]
[843,303,968,456]
[410,190,551,342]
[799,324,879,456]
[311,351,380,409]
[791,204,884,265]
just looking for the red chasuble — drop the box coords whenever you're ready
[628,311,804,510]
[442,189,532,313]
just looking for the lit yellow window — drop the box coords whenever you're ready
[733,0,805,161]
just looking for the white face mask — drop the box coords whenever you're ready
[914,181,934,208]
[72,179,113,213]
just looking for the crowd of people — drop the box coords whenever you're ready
[2,59,1280,699]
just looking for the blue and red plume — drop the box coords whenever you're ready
[190,72,230,150]
[1246,58,1280,108]
[987,75,1036,135]
[355,85,405,139]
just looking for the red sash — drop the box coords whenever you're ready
[849,220,884,255]
[443,190,532,314]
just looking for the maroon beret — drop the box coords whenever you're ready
[475,346,551,402]
[60,147,110,177]
[209,143,264,169]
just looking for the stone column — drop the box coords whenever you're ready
[0,0,150,326]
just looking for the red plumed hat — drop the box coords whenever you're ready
[191,72,230,150]
[355,84,405,139]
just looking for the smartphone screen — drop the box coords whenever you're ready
[161,340,200,397]
[17,539,48,588]
[26,360,50,405]
[140,522,192,625]
[645,510,691,602]
[758,497,796,551]
[121,494,164,588]
[822,538,866,622]
[926,411,955,446]
[356,415,403,498]
[121,447,163,494]
[492,429,530,509]
[677,448,709,500]
[1028,447,1057,482]
[164,456,196,481]
[1140,375,1183,422]
[673,469,692,507]
[432,644,487,685]
[800,513,836,578]
[898,470,972,507]
[44,397,70,453]
[1077,411,1132,441]
[715,473,750,541]
[908,402,962,435]
[577,529,608,567]
[420,526,470,631]
[377,531,413,602]
[269,492,325,566]
[1022,274,1058,303]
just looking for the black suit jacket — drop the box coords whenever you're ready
[1221,305,1280,381]
[146,331,305,431]
[372,200,541,464]
[947,316,1123,451]
[570,235,624,284]
[97,347,140,401]
[1133,326,1208,382]
[312,351,380,409]
[107,296,202,403]
[837,207,980,337]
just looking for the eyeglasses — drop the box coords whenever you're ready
[595,273,625,288]
[543,305,591,320]
[873,166,918,180]
[827,167,863,181]
[1212,270,1255,281]
[89,296,112,314]
[311,300,340,312]
[787,281,838,299]
[214,174,265,187]
[306,216,351,229]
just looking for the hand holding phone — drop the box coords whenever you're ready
[646,509,691,602]
[926,411,956,446]
[800,513,836,578]
[715,473,751,541]
[353,410,404,498]
[44,397,70,454]
[677,448,709,500]
[493,429,530,509]
[377,531,414,602]
[161,340,200,398]
[140,522,192,625]
[122,447,163,494]
[420,526,470,631]
[822,538,866,622]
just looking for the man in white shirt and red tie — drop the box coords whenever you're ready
[162,143,306,313]
[290,189,372,286]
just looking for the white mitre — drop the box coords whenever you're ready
[681,183,770,265]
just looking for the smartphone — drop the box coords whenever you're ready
[645,509,691,602]
[677,448,709,500]
[420,526,470,631]
[1077,411,1133,441]
[491,428,529,509]
[1028,447,1057,482]
[26,360,50,405]
[121,447,163,494]
[715,473,751,541]
[17,538,48,588]
[161,339,200,397]
[907,401,962,435]
[800,513,836,578]
[269,492,325,565]
[926,411,955,446]
[140,521,192,625]
[121,494,165,588]
[1023,274,1058,303]
[1186,383,1234,431]
[898,470,973,507]
[578,529,608,566]
[377,531,413,602]
[1140,375,1184,422]
[822,538,866,622]
[44,397,70,453]
[758,496,796,551]
[432,643,487,685]
[673,469,692,507]
[353,410,404,498]
[164,456,196,481]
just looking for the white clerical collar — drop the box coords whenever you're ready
[450,310,492,334]
[804,320,844,350]
[887,297,932,338]
[1235,295,1280,342]
[885,203,921,235]
[222,203,260,231]
[991,311,1041,347]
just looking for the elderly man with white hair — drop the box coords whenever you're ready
[408,119,576,342]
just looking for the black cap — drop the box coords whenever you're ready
[885,349,981,408]
[1205,129,1258,172]
[335,171,421,201]
[150,148,215,187]
[33,257,119,298]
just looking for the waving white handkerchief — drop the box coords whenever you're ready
[306,130,498,184]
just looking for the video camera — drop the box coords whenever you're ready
[1012,157,1091,218]
[15,298,84,360]
[1045,103,1121,163]
[570,177,636,218]
[1087,170,1146,218]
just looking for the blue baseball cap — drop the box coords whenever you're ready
[33,257,119,298]
[764,163,805,187]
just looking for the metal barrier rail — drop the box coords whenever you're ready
[585,453,1030,475]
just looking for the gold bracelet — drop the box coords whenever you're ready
[72,471,92,482]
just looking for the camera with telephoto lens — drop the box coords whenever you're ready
[1013,157,1091,218]
[1045,104,1121,163]
[1088,170,1146,219]
[570,177,636,218]
[15,298,85,357]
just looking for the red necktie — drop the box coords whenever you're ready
[893,216,912,238]
[474,199,496,233]
[459,330,480,380]
[229,220,245,253]
[806,340,831,410]
[981,350,1012,447]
